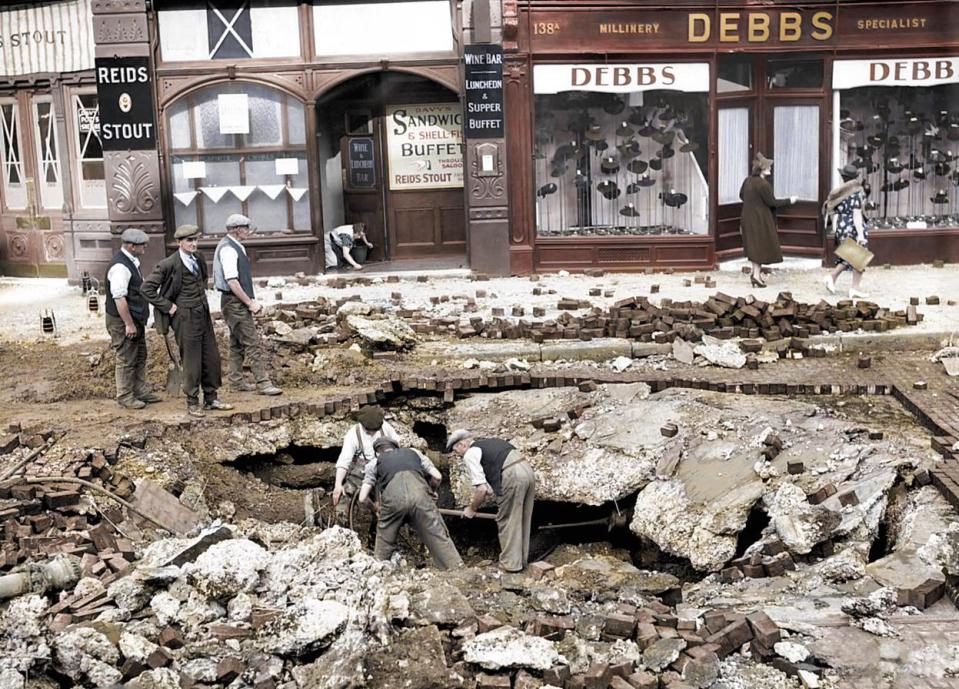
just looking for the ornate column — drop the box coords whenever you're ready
[92,0,165,269]
[504,55,533,275]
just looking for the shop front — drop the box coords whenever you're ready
[504,1,959,274]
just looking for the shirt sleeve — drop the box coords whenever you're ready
[107,263,132,300]
[414,449,440,478]
[336,427,360,471]
[220,244,240,281]
[362,456,378,487]
[463,446,487,486]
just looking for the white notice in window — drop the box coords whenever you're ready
[218,94,249,134]
[274,158,299,176]
[181,161,207,179]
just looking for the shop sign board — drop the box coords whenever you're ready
[464,44,504,139]
[94,56,157,151]
[386,103,464,191]
[834,57,959,90]
[533,63,710,94]
[348,137,376,189]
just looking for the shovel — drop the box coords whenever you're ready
[163,329,183,396]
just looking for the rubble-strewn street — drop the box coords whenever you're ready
[1,265,958,689]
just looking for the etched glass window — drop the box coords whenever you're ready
[0,100,26,209]
[74,92,106,208]
[32,97,64,210]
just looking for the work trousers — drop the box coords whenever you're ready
[220,292,270,387]
[375,472,464,570]
[495,454,536,572]
[106,314,147,405]
[172,304,221,406]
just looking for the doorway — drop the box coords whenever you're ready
[716,54,827,259]
[315,72,466,267]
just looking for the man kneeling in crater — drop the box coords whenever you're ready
[358,437,464,570]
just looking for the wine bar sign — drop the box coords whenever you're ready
[464,44,504,139]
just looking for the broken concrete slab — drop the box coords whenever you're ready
[765,482,842,555]
[462,625,567,671]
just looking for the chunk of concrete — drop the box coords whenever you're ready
[463,626,567,671]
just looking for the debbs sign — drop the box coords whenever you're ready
[94,56,157,151]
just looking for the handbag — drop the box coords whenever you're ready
[834,237,874,272]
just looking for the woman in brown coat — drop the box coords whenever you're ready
[739,153,797,287]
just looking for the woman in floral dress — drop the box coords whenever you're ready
[823,163,869,298]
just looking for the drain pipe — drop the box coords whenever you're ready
[0,554,82,600]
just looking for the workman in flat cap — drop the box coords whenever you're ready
[359,436,463,569]
[142,224,232,417]
[447,430,536,572]
[332,405,400,520]
[212,213,281,396]
[105,228,160,409]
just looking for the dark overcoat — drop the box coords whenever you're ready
[141,250,210,334]
[739,175,791,265]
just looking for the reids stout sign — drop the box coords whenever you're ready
[94,56,157,151]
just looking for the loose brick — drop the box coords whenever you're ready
[661,423,679,438]
[476,674,511,689]
[603,612,636,638]
[217,657,245,684]
[787,460,805,475]
[584,662,611,689]
[746,611,781,647]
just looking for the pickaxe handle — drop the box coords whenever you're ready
[439,508,497,521]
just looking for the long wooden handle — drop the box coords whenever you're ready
[438,508,497,521]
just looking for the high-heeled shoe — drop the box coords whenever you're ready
[750,276,767,288]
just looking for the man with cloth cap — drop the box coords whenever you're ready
[447,430,536,572]
[142,224,232,417]
[359,436,463,569]
[212,213,281,396]
[332,405,400,521]
[105,228,160,409]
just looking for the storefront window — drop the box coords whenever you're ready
[167,82,311,234]
[32,97,63,210]
[0,100,26,210]
[833,58,959,230]
[773,105,819,200]
[718,57,753,93]
[766,57,823,89]
[718,107,750,204]
[73,93,106,208]
[532,63,710,238]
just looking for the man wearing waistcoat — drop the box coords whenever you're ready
[105,228,160,409]
[142,224,232,418]
[447,430,536,572]
[212,214,281,396]
[358,437,463,570]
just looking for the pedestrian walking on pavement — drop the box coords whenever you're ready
[332,406,401,522]
[739,153,797,288]
[212,213,282,396]
[822,163,870,299]
[142,224,233,418]
[105,228,161,409]
[447,430,536,572]
[359,437,464,570]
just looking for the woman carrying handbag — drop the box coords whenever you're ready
[823,163,871,298]
[739,153,797,288]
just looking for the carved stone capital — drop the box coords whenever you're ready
[92,0,146,15]
[104,151,162,222]
[94,13,148,45]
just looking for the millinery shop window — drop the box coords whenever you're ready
[167,82,310,235]
[32,96,64,210]
[833,57,959,231]
[532,63,710,238]
[74,92,106,208]
[0,99,26,210]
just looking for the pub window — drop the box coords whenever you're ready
[167,82,311,234]
[312,1,454,57]
[0,99,27,210]
[73,92,107,208]
[718,107,750,204]
[834,69,959,231]
[32,96,64,210]
[773,105,819,200]
[718,56,753,93]
[766,57,823,89]
[532,63,710,239]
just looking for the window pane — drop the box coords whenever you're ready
[288,98,305,145]
[533,89,710,238]
[168,99,192,149]
[313,1,453,56]
[767,58,823,89]
[247,85,283,147]
[74,93,106,208]
[171,154,198,228]
[246,156,290,229]
[773,105,818,200]
[199,156,242,233]
[0,102,26,209]
[194,94,234,149]
[33,98,63,210]
[719,107,749,204]
[718,57,753,93]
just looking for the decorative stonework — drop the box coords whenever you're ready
[94,14,147,44]
[470,143,505,201]
[43,233,65,261]
[7,233,29,260]
[91,0,145,14]
[105,151,161,221]
[158,72,309,108]
[502,0,519,51]
[469,207,508,220]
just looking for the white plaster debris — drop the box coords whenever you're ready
[462,625,566,671]
[258,598,350,657]
[766,482,842,555]
[774,641,811,663]
[183,538,271,599]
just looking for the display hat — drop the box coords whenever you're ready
[446,429,471,452]
[838,163,859,180]
[627,159,648,175]
[597,180,621,199]
[120,228,149,245]
[174,224,201,240]
[537,182,558,197]
[620,203,640,217]
[356,405,385,431]
[226,213,251,229]
[600,157,620,174]
[372,436,398,452]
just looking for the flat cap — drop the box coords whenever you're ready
[174,224,201,240]
[120,228,149,245]
[373,436,398,452]
[357,405,385,431]
[445,429,471,452]
[226,213,251,229]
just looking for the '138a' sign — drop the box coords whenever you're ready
[94,56,157,151]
